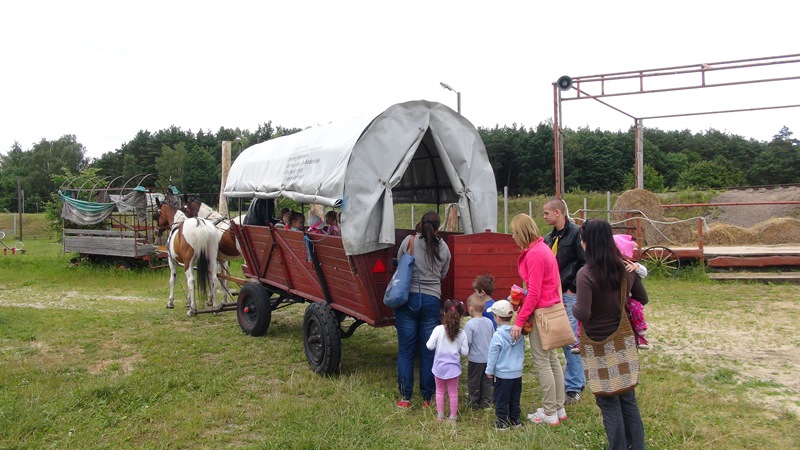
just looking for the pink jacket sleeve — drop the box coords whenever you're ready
[515,248,546,327]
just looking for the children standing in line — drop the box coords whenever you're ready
[473,273,497,329]
[464,293,495,411]
[425,299,469,423]
[485,300,526,430]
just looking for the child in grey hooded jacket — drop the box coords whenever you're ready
[485,300,525,430]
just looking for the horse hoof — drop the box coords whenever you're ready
[166,304,174,309]
[187,310,196,317]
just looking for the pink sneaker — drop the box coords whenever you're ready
[397,400,411,408]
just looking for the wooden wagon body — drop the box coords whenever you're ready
[59,174,167,269]
[224,101,521,374]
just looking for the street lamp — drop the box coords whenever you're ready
[439,81,461,115]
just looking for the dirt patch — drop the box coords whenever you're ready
[708,186,800,228]
[652,298,800,417]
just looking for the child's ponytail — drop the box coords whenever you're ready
[441,299,465,341]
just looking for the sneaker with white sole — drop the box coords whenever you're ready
[527,409,560,426]
[565,391,581,404]
[532,407,567,422]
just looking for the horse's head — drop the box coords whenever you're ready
[155,202,176,237]
[183,195,202,219]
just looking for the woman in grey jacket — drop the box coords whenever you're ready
[394,211,451,408]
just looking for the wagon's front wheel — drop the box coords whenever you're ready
[237,283,272,336]
[639,246,681,278]
[303,302,341,375]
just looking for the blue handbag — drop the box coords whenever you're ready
[383,237,416,308]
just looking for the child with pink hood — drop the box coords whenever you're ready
[571,234,651,353]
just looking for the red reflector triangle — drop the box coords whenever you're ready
[372,259,387,273]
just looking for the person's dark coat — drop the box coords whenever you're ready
[543,220,585,293]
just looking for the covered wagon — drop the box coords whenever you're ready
[224,100,520,374]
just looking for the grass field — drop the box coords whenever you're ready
[1,240,798,449]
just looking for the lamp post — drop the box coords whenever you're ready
[439,81,461,115]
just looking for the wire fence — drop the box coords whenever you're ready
[0,190,579,262]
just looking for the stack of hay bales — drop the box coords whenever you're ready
[612,189,671,246]
[658,218,697,246]
[751,218,800,245]
[704,223,759,246]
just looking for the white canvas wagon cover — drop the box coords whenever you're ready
[224,100,497,255]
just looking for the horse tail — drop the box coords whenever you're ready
[196,242,209,301]
[189,218,217,301]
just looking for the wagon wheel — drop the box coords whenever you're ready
[639,246,681,278]
[303,302,341,375]
[114,259,132,270]
[237,283,272,336]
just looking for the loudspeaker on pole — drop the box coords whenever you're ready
[557,75,573,91]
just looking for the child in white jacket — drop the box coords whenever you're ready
[426,299,469,423]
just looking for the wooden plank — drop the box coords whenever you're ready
[707,255,800,268]
[702,245,800,257]
[708,272,800,283]
[64,229,137,237]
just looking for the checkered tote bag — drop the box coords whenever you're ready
[579,277,640,397]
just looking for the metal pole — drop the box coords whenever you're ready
[553,84,564,198]
[529,201,532,217]
[411,205,415,229]
[635,119,644,189]
[457,91,461,115]
[503,186,508,234]
[607,191,611,221]
[17,179,22,241]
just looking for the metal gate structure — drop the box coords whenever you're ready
[552,53,800,197]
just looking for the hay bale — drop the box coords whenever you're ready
[612,189,665,245]
[704,223,759,246]
[651,217,697,246]
[750,217,800,245]
[612,189,664,221]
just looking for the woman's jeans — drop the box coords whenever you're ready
[595,390,645,450]
[395,293,441,401]
[562,292,585,393]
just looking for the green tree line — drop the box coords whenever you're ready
[1,120,798,212]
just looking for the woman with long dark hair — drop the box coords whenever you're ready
[573,219,648,450]
[394,211,452,408]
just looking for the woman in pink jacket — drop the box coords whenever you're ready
[509,214,567,426]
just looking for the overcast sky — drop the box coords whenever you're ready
[2,1,798,160]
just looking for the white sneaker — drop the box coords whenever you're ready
[532,407,567,421]
[527,409,560,426]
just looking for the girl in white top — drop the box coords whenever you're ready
[426,299,469,422]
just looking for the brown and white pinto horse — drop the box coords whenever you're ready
[154,199,219,316]
[181,195,242,262]
[181,196,243,299]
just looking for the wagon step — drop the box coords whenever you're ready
[707,271,800,284]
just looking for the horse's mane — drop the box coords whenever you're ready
[173,210,187,225]
[197,203,224,221]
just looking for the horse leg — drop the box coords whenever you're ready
[216,260,229,303]
[185,259,197,317]
[167,254,178,309]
